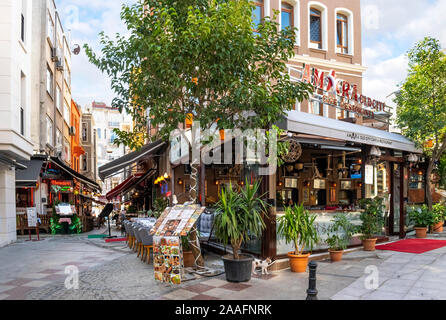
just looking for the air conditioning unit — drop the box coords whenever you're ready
[69,126,76,136]
[56,59,64,71]
[51,48,58,61]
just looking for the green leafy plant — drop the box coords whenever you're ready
[214,180,268,260]
[153,197,168,218]
[277,204,319,255]
[408,205,434,227]
[127,204,137,214]
[394,37,446,209]
[69,214,83,234]
[326,213,355,251]
[357,197,385,240]
[84,0,313,148]
[181,235,191,252]
[50,203,61,235]
[432,203,446,224]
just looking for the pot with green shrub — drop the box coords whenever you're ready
[358,197,385,251]
[214,180,268,282]
[181,236,195,267]
[277,204,319,273]
[408,205,434,238]
[431,203,446,233]
[326,213,355,262]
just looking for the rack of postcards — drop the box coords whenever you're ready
[150,204,205,285]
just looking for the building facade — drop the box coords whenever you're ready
[90,101,132,195]
[0,0,35,246]
[71,100,84,172]
[80,111,98,183]
[30,0,72,164]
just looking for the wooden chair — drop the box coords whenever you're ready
[143,245,153,264]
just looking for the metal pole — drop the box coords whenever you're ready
[306,261,318,300]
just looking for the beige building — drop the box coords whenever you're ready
[80,111,98,184]
[30,0,72,164]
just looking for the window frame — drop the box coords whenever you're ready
[336,13,348,54]
[281,3,294,31]
[46,65,53,97]
[46,116,53,146]
[252,0,264,33]
[309,8,322,49]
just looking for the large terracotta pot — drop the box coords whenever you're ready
[415,227,428,238]
[183,251,195,268]
[329,249,344,262]
[432,222,444,233]
[288,252,310,273]
[362,238,377,251]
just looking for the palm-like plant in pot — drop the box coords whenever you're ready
[431,203,446,233]
[408,205,434,238]
[358,197,385,251]
[277,204,319,273]
[214,180,268,282]
[325,213,355,262]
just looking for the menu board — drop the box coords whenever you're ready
[152,205,205,285]
[26,207,37,227]
[55,204,75,216]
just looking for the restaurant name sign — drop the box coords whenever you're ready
[298,64,389,119]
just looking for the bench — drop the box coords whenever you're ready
[16,214,51,235]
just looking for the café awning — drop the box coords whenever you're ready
[49,157,101,192]
[278,111,421,153]
[105,173,143,200]
[15,158,44,187]
[98,140,166,180]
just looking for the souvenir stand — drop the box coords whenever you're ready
[150,204,205,285]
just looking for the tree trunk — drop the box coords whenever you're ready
[426,158,434,210]
[232,239,242,260]
[189,229,204,268]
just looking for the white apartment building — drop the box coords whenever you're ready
[0,0,34,247]
[85,102,133,195]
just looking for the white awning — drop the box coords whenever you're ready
[279,111,421,153]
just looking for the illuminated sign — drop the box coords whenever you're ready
[297,64,390,119]
[50,180,72,187]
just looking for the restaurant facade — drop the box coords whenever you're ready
[98,0,428,261]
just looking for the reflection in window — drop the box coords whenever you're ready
[310,8,322,49]
[281,3,293,31]
[337,13,348,54]
[252,0,264,32]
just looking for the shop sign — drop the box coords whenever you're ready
[298,64,389,119]
[346,132,393,146]
[151,205,205,285]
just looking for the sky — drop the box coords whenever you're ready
[55,0,446,113]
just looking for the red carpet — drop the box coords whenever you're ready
[104,237,128,243]
[376,239,446,254]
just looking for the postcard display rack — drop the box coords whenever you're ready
[151,204,205,285]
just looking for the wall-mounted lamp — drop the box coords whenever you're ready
[177,178,183,185]
[369,146,381,157]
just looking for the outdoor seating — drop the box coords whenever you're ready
[197,210,216,244]
[127,223,136,250]
[138,227,154,264]
[134,225,143,256]
[16,214,51,235]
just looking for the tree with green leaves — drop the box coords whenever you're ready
[395,37,446,209]
[84,0,312,150]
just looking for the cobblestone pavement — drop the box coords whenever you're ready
[3,227,446,300]
[332,234,446,300]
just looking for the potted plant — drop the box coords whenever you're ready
[214,180,268,282]
[431,203,445,233]
[358,197,385,251]
[326,213,355,262]
[408,205,434,238]
[277,204,319,273]
[181,236,195,268]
